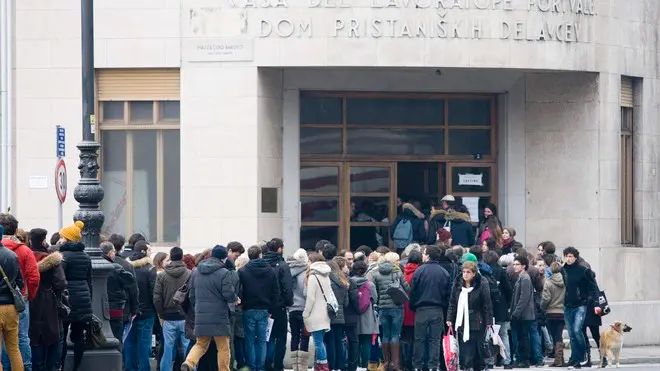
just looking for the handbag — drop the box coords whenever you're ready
[0,265,25,313]
[86,314,107,349]
[173,274,191,305]
[314,275,338,320]
[386,273,409,306]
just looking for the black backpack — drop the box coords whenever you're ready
[481,271,503,314]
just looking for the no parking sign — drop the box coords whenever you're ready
[55,159,67,203]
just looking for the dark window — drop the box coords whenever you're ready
[448,99,491,126]
[301,197,339,222]
[346,128,444,155]
[346,98,444,125]
[300,226,338,251]
[300,128,342,154]
[300,96,342,125]
[301,167,339,192]
[350,167,390,193]
[448,129,491,156]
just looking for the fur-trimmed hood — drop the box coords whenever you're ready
[129,256,152,268]
[35,251,63,273]
[401,203,425,219]
[430,208,471,222]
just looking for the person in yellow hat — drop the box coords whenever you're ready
[58,221,92,371]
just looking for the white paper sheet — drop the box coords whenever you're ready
[265,317,275,341]
[462,197,480,222]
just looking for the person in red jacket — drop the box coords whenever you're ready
[0,213,40,371]
[402,249,422,371]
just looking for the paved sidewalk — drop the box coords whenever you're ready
[563,346,660,365]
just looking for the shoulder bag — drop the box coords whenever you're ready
[386,272,409,306]
[0,265,25,313]
[314,275,338,320]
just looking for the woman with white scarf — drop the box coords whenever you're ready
[446,261,494,371]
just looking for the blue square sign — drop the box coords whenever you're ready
[56,126,66,158]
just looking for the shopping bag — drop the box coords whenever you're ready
[265,318,275,342]
[443,326,459,371]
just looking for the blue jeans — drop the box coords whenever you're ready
[324,324,345,370]
[312,331,327,362]
[2,301,31,371]
[124,315,155,371]
[160,320,189,371]
[565,306,587,364]
[243,309,269,371]
[379,308,403,343]
[530,321,544,364]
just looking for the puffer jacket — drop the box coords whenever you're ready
[447,273,494,331]
[390,203,427,246]
[329,272,349,325]
[0,245,23,306]
[369,261,410,309]
[541,272,564,314]
[29,251,67,347]
[190,257,237,337]
[352,275,379,335]
[427,209,475,247]
[154,260,191,321]
[287,260,308,313]
[303,262,332,333]
[343,279,360,326]
[60,242,93,323]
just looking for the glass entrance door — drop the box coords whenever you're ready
[347,163,394,251]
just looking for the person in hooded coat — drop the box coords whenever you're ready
[28,228,67,371]
[427,204,475,247]
[369,252,410,371]
[182,246,238,371]
[287,249,310,371]
[57,221,92,371]
[303,253,333,371]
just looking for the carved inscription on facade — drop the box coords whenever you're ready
[227,0,596,41]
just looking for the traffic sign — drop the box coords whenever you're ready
[56,126,66,158]
[55,159,67,203]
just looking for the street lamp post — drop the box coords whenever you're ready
[66,0,122,369]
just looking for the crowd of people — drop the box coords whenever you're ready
[0,195,607,371]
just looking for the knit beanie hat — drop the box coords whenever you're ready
[292,248,309,265]
[212,245,228,260]
[461,252,478,263]
[60,221,84,243]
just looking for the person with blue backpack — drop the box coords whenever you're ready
[390,203,427,255]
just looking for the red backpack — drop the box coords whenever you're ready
[357,281,372,314]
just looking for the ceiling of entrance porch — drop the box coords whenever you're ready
[281,67,532,93]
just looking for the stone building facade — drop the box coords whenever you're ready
[4,0,660,344]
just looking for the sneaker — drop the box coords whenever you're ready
[513,362,530,368]
[503,365,513,370]
[568,361,582,369]
[181,365,192,371]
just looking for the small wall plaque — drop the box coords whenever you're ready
[261,187,278,213]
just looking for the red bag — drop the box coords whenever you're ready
[443,326,459,371]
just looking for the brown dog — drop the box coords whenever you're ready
[599,321,633,368]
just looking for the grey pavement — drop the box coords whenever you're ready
[564,346,660,366]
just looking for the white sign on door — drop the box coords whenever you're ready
[458,173,484,187]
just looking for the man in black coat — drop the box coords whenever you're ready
[262,238,293,371]
[101,241,138,345]
[108,233,140,332]
[126,240,157,371]
[409,245,451,371]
